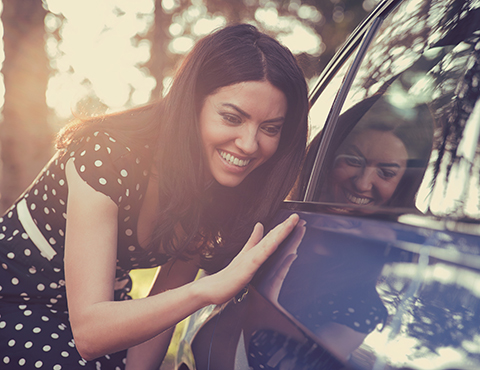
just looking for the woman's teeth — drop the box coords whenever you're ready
[345,190,372,205]
[219,151,251,167]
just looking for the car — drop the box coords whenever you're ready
[174,0,480,368]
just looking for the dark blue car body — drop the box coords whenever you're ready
[175,0,480,368]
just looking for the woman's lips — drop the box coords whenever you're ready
[342,188,373,205]
[218,150,252,168]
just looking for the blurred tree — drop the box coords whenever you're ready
[0,0,54,212]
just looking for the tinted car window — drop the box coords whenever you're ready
[303,0,480,220]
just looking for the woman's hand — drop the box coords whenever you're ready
[194,213,300,306]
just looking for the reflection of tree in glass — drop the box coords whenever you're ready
[406,281,480,362]
[377,265,480,363]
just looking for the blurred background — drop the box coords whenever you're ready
[0,0,379,213]
[0,0,377,367]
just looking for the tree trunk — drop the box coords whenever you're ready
[0,0,53,212]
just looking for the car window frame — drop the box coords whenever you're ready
[303,0,403,203]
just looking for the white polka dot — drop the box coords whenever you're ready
[128,245,136,251]
[8,211,13,218]
[18,358,26,366]
[99,178,107,185]
[11,277,19,285]
[35,360,43,368]
[59,179,65,186]
[61,351,69,357]
[24,341,33,348]
[15,323,23,330]
[24,310,32,316]
[0,321,6,328]
[348,307,355,313]
[59,229,65,237]
[29,266,37,274]
[43,194,48,201]
[80,150,86,156]
[95,160,103,167]
[109,137,116,142]
[7,252,14,259]
[22,233,28,239]
[30,203,36,211]
[50,282,58,289]
[0,234,5,240]
[117,178,123,185]
[107,147,112,154]
[52,188,57,196]
[19,304,27,310]
[124,205,131,210]
[3,356,10,364]
[43,345,51,352]
[41,316,49,322]
[354,322,360,327]
[44,207,50,214]
[125,229,133,237]
[52,333,59,339]
[366,319,371,325]
[80,165,86,172]
[33,327,41,333]
[34,189,39,195]
[125,189,130,197]
[53,365,62,370]
[8,339,15,347]
[49,237,56,245]
[24,249,31,256]
[37,284,45,291]
[13,230,19,236]
[121,169,128,177]
[95,144,101,151]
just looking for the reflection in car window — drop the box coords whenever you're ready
[305,0,480,220]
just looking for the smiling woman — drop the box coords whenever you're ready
[199,81,287,188]
[0,24,308,370]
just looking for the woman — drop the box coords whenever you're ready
[296,95,433,212]
[0,24,308,369]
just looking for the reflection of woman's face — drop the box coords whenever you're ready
[329,129,408,208]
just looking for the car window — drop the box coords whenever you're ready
[304,0,480,221]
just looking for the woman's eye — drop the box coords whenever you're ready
[262,125,282,136]
[378,168,397,179]
[222,113,242,125]
[344,155,363,167]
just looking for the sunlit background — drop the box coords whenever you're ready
[0,0,345,125]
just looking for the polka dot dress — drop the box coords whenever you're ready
[0,130,169,369]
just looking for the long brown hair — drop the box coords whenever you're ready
[57,24,309,272]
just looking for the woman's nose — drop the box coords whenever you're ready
[235,126,259,154]
[353,167,375,192]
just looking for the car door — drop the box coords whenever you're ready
[175,0,480,368]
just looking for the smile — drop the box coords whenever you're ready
[343,189,372,205]
[219,150,252,167]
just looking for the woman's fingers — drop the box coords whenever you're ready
[242,222,265,252]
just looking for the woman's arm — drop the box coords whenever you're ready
[64,158,299,361]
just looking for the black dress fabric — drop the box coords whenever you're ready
[0,130,170,369]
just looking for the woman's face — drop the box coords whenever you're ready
[328,129,408,209]
[199,80,287,187]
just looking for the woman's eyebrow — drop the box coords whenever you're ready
[349,145,402,168]
[221,103,251,118]
[378,162,401,168]
[221,103,285,123]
